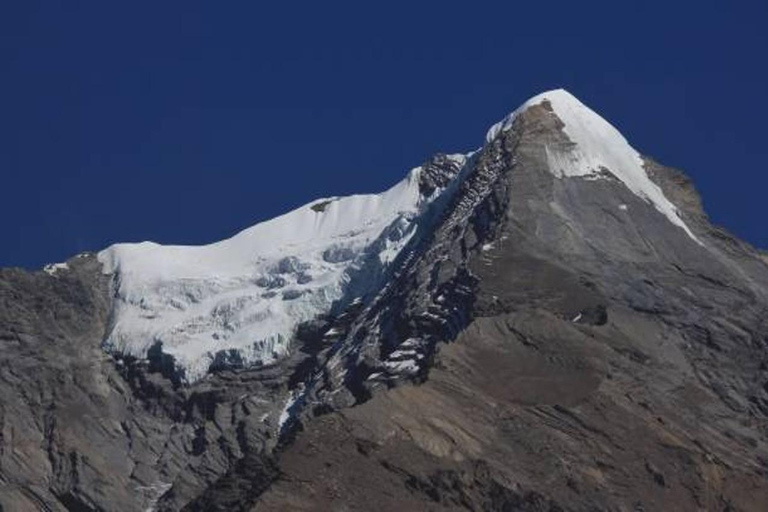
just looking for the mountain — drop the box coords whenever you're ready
[2,89,767,511]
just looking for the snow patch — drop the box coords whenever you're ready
[324,327,342,337]
[384,359,419,374]
[278,390,300,432]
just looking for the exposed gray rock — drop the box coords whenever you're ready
[321,247,356,264]
[254,275,286,289]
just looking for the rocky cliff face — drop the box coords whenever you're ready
[1,90,767,511]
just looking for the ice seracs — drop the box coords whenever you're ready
[98,157,469,382]
[488,89,700,244]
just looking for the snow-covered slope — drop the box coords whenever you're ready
[98,156,469,382]
[97,88,699,383]
[487,89,700,243]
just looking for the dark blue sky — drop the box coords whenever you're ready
[2,1,767,268]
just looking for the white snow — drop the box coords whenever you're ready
[388,348,422,360]
[98,163,466,382]
[487,89,700,244]
[278,390,299,432]
[400,337,421,349]
[384,359,419,374]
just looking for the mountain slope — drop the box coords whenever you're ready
[256,91,768,511]
[1,90,767,511]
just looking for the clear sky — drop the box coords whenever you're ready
[2,1,766,268]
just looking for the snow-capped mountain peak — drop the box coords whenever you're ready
[488,89,700,243]
[97,89,702,383]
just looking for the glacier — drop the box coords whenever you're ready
[98,155,470,382]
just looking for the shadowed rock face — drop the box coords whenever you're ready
[2,95,768,511]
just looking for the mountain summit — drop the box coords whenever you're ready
[97,89,700,384]
[2,90,767,511]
